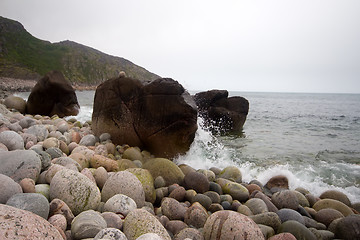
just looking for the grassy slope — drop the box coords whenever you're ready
[0,16,159,84]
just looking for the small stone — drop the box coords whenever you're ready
[218,166,242,183]
[265,175,289,190]
[249,212,282,232]
[71,210,107,239]
[122,147,143,161]
[19,178,35,193]
[19,117,37,129]
[245,198,268,215]
[90,154,119,171]
[43,137,60,149]
[126,168,156,204]
[46,147,63,159]
[25,125,49,142]
[101,212,123,229]
[184,171,209,193]
[272,190,299,210]
[258,224,275,239]
[49,198,74,227]
[184,202,209,228]
[99,132,111,142]
[174,228,204,240]
[278,220,316,240]
[276,208,305,225]
[52,156,82,171]
[161,197,187,220]
[79,134,97,146]
[48,214,67,232]
[143,158,184,186]
[94,166,108,189]
[166,220,188,236]
[136,233,164,240]
[69,152,90,169]
[6,193,49,219]
[169,186,186,202]
[209,182,223,195]
[4,95,26,113]
[314,208,344,227]
[268,233,297,240]
[94,227,127,240]
[204,191,221,204]
[81,168,97,183]
[191,193,212,210]
[154,176,166,188]
[104,194,137,216]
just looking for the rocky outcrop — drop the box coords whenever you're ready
[194,90,249,134]
[26,70,80,117]
[92,76,197,158]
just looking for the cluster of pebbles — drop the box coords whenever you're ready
[0,99,359,240]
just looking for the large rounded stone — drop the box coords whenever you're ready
[0,130,24,150]
[123,147,143,161]
[313,199,353,216]
[320,190,352,207]
[4,95,27,113]
[94,227,127,240]
[253,191,279,212]
[6,193,49,219]
[126,168,156,204]
[50,169,101,215]
[265,175,289,190]
[184,171,209,193]
[79,134,97,146]
[0,149,42,182]
[314,208,344,227]
[103,194,137,216]
[203,210,264,239]
[0,204,63,239]
[245,198,268,215]
[278,220,316,240]
[161,197,187,220]
[71,210,107,239]
[143,158,184,186]
[123,209,171,240]
[272,190,299,210]
[335,215,360,240]
[216,178,249,202]
[249,212,282,232]
[276,208,305,225]
[184,202,209,228]
[218,166,242,183]
[0,174,23,203]
[101,171,145,207]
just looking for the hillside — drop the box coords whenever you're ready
[0,16,160,84]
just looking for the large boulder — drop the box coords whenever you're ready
[26,70,80,117]
[92,77,197,158]
[194,90,249,134]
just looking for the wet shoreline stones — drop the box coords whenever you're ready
[0,101,359,239]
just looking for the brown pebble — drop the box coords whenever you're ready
[19,178,35,193]
[48,214,67,232]
[101,212,123,230]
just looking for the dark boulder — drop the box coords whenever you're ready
[92,77,197,158]
[194,90,248,134]
[26,70,79,117]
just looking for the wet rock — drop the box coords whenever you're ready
[169,186,186,202]
[123,209,171,240]
[26,70,80,117]
[217,178,249,202]
[265,175,289,190]
[259,224,275,239]
[249,212,282,232]
[276,208,305,225]
[143,158,184,186]
[174,228,204,240]
[197,169,216,182]
[237,204,253,216]
[101,171,145,207]
[313,198,353,216]
[292,190,310,207]
[101,212,123,229]
[6,193,49,219]
[0,130,24,150]
[0,174,23,203]
[245,198,268,215]
[165,220,188,236]
[0,149,42,182]
[320,190,352,207]
[218,166,242,183]
[126,168,156,204]
[71,210,107,239]
[184,202,209,228]
[49,169,101,215]
[334,214,360,240]
[184,171,209,193]
[161,197,187,220]
[204,191,221,204]
[94,227,127,240]
[0,204,63,239]
[314,208,344,227]
[203,210,264,239]
[191,193,212,210]
[209,181,223,195]
[278,220,316,240]
[271,190,299,210]
[253,191,279,212]
[104,194,137,216]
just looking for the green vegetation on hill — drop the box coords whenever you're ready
[0,16,160,84]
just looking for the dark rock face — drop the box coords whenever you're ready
[26,71,80,117]
[194,90,249,134]
[92,77,197,158]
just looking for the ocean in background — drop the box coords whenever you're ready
[15,91,360,202]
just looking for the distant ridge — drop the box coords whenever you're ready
[0,16,160,84]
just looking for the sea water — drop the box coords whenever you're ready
[15,91,360,202]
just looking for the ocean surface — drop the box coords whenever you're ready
[16,91,360,203]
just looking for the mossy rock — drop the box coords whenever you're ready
[143,158,184,186]
[218,166,242,183]
[126,168,156,204]
[216,178,249,202]
[313,199,353,217]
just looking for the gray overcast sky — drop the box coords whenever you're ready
[1,0,360,93]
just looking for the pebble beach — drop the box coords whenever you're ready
[0,94,359,240]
